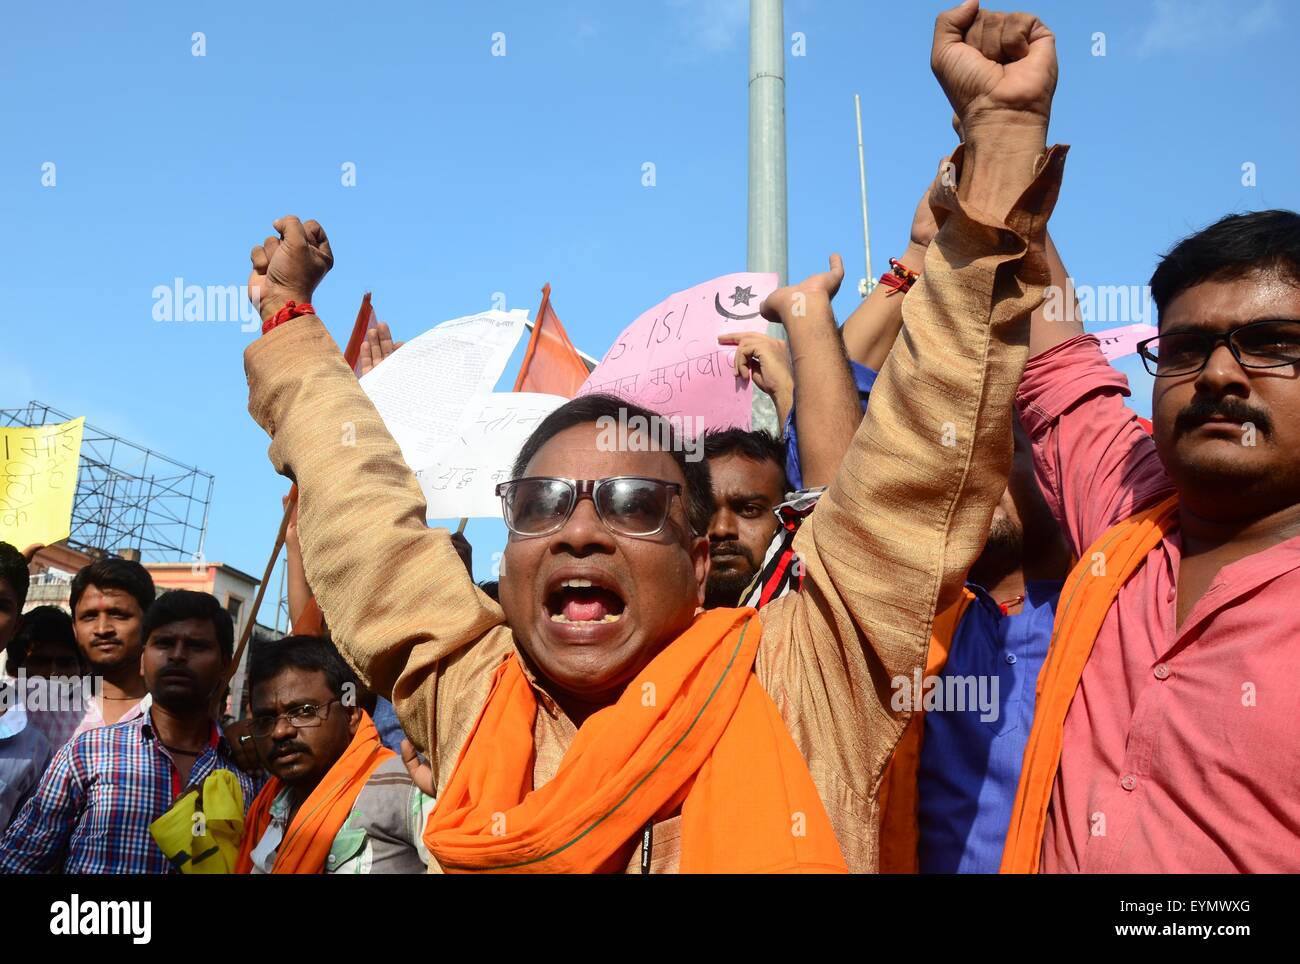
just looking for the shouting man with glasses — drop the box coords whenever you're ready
[235,635,431,874]
[242,2,1065,872]
[1001,208,1300,873]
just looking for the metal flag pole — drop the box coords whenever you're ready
[748,0,788,432]
[855,93,874,297]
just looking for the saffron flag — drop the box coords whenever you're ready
[513,284,590,397]
[347,292,380,377]
[0,417,85,550]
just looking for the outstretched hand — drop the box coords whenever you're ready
[357,322,405,375]
[759,254,845,328]
[717,330,794,404]
[248,215,334,322]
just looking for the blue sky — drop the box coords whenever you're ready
[2,0,1296,602]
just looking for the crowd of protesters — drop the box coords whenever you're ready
[2,0,1299,874]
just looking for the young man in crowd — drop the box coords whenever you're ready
[6,605,82,681]
[700,428,789,609]
[242,2,1063,872]
[236,635,430,873]
[0,590,259,873]
[4,604,84,759]
[0,542,53,831]
[67,557,156,740]
[1001,208,1300,873]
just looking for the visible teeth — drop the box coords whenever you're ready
[561,578,594,588]
[548,612,622,623]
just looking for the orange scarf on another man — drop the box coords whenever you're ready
[878,589,977,873]
[423,607,847,874]
[1000,496,1178,873]
[235,710,392,874]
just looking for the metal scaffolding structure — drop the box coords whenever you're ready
[0,401,213,563]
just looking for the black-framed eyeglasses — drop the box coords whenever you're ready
[1136,320,1300,377]
[249,699,341,738]
[494,476,682,538]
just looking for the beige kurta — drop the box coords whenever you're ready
[244,146,1066,872]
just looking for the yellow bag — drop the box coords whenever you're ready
[149,770,246,874]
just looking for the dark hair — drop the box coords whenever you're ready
[477,580,500,602]
[509,393,715,536]
[247,634,360,702]
[5,604,78,671]
[0,542,30,609]
[1150,209,1300,320]
[703,428,791,493]
[70,557,155,616]
[142,590,234,660]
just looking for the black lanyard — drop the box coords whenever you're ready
[640,820,653,874]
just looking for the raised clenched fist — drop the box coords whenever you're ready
[247,215,334,322]
[930,0,1057,140]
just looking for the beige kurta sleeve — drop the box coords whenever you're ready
[757,146,1069,864]
[244,317,512,776]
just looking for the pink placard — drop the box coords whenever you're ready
[1096,322,1158,361]
[579,272,779,431]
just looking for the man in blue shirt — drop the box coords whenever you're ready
[0,590,261,873]
[914,418,1070,872]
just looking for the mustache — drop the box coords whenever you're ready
[1174,395,1272,436]
[710,541,755,565]
[270,740,311,759]
[156,666,197,683]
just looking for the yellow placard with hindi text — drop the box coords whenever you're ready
[0,417,85,550]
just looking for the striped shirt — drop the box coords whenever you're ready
[0,709,260,874]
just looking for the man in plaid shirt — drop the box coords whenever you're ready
[0,590,261,873]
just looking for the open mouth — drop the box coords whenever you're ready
[544,576,627,625]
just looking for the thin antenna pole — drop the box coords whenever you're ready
[854,93,874,297]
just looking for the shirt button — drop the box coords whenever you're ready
[1166,588,1176,602]
[327,855,337,866]
[1004,653,1018,665]
[1153,663,1170,680]
[1121,774,1138,791]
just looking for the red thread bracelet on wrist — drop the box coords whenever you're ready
[262,301,315,335]
[879,258,920,296]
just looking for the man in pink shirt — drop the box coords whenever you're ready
[64,559,157,744]
[1010,208,1300,872]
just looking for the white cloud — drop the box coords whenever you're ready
[1134,0,1278,58]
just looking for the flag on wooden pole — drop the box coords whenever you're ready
[513,284,589,397]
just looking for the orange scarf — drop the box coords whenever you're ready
[235,710,392,874]
[1000,496,1178,873]
[878,590,976,873]
[423,608,847,874]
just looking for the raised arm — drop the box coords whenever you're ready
[243,217,509,762]
[761,255,864,489]
[759,0,1065,808]
[1014,189,1170,549]
[840,188,936,371]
